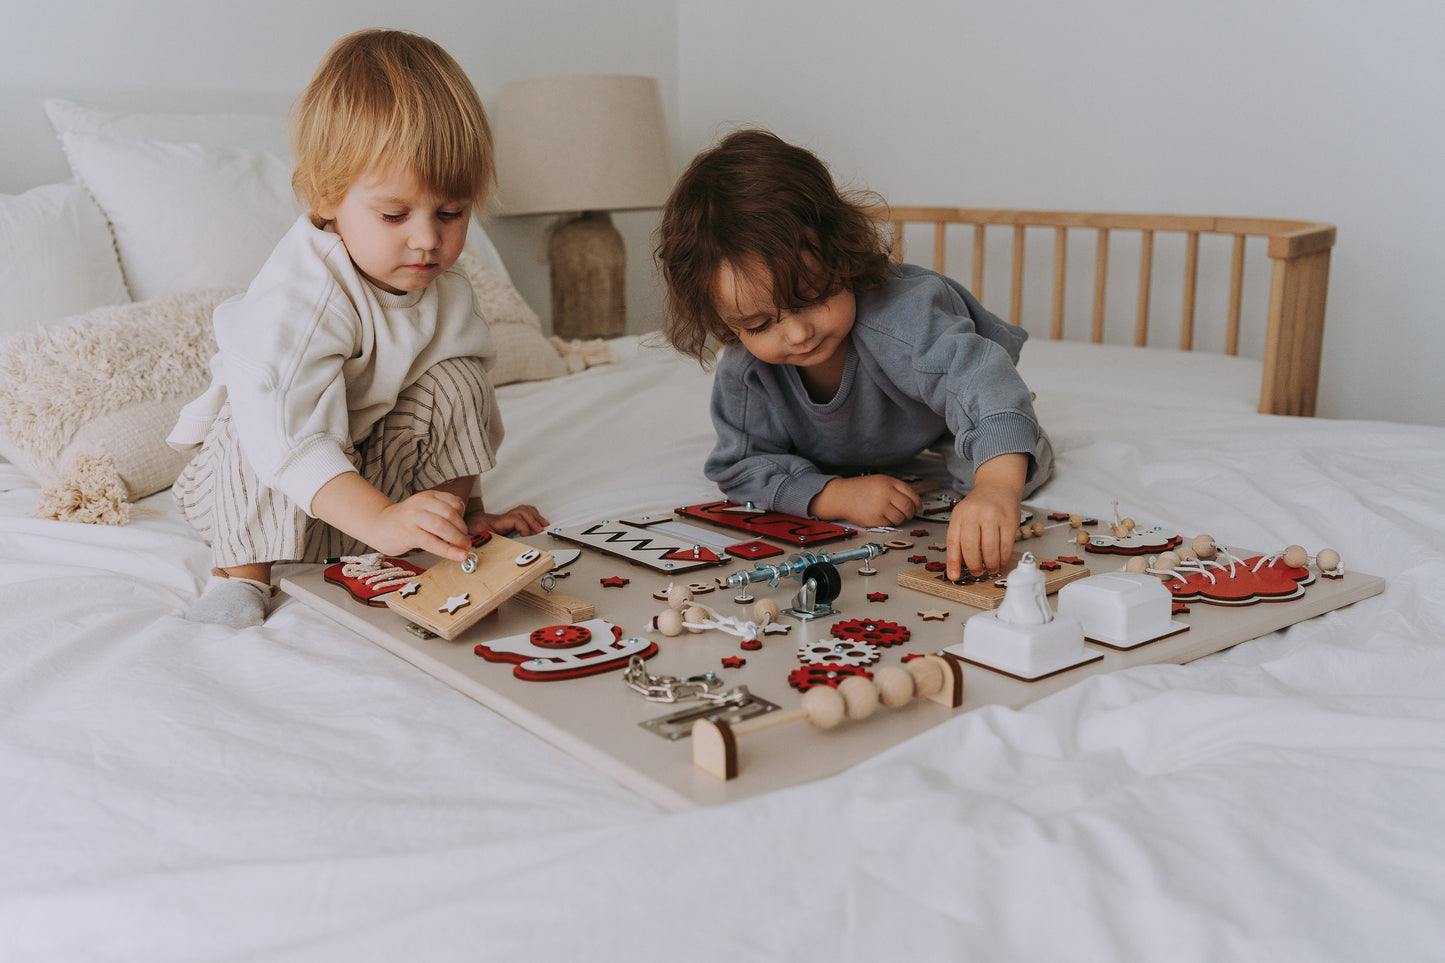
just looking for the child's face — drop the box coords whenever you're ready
[316,166,471,295]
[711,258,855,372]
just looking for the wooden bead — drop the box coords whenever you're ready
[1192,534,1217,560]
[1176,545,1198,562]
[801,685,846,730]
[753,598,781,625]
[905,656,945,699]
[667,584,693,610]
[1121,517,1135,532]
[1125,556,1149,574]
[1155,550,1180,571]
[873,665,915,707]
[1075,531,1091,545]
[1317,548,1341,572]
[1068,514,1082,527]
[1018,525,1031,539]
[837,675,879,720]
[655,608,684,637]
[1031,521,1045,537]
[1283,544,1309,568]
[683,605,708,632]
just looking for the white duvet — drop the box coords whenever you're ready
[2,336,1443,962]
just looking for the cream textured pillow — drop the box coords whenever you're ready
[0,182,130,339]
[455,251,569,385]
[0,290,235,511]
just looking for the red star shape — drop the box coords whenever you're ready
[1037,559,1061,571]
[599,576,630,588]
[908,554,927,564]
[910,529,928,537]
[867,591,889,602]
[1172,602,1190,614]
[720,655,746,668]
[1048,512,1071,521]
[1057,555,1083,565]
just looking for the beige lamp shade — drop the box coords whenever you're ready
[493,75,673,215]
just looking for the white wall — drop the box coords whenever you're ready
[0,0,678,336]
[677,0,1445,426]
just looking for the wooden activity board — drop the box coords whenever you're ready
[280,503,1385,810]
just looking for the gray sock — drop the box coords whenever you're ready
[185,577,270,629]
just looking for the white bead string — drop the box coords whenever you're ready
[340,553,419,592]
[680,601,765,643]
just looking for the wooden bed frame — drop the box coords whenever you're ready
[873,207,1336,417]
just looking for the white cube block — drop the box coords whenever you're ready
[1057,573,1173,645]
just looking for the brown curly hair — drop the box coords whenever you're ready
[655,129,892,365]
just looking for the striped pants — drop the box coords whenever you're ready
[174,357,502,568]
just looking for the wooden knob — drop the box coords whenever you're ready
[873,665,915,707]
[905,656,945,699]
[1317,548,1341,572]
[1283,545,1308,568]
[1192,534,1217,560]
[836,675,879,721]
[655,608,683,637]
[753,598,781,625]
[667,584,693,609]
[801,684,846,729]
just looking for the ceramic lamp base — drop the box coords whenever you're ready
[549,210,626,339]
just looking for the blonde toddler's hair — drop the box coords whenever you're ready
[291,29,493,222]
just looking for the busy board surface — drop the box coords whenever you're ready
[281,503,1384,810]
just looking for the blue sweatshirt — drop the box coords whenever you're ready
[705,263,1051,518]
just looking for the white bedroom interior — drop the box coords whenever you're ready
[2,0,1442,426]
[5,4,1445,960]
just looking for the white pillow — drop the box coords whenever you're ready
[44,97,292,159]
[47,97,515,295]
[0,182,130,339]
[57,131,302,301]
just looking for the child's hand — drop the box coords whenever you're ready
[375,490,472,562]
[809,475,922,528]
[466,502,550,537]
[945,452,1029,579]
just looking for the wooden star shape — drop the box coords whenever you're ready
[929,543,947,552]
[600,576,630,588]
[762,621,792,635]
[917,608,949,621]
[398,581,419,597]
[439,593,470,614]
[866,591,889,602]
[720,655,746,668]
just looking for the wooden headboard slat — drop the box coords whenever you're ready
[874,206,1335,416]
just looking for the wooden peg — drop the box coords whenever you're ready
[690,654,963,781]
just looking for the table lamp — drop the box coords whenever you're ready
[494,74,673,340]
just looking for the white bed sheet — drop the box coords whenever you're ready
[3,335,1444,962]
